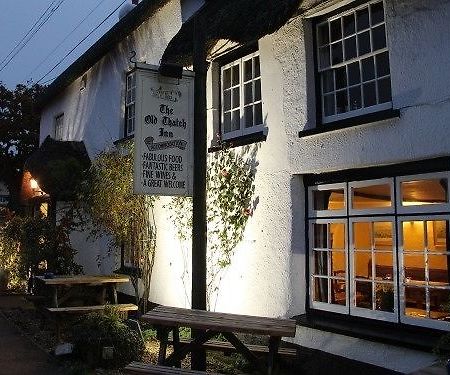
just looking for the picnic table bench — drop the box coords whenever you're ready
[140,305,297,375]
[124,362,220,375]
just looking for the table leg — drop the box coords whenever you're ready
[267,336,281,375]
[52,287,58,308]
[172,327,181,368]
[111,284,118,304]
[157,327,169,365]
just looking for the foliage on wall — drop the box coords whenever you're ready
[168,144,258,309]
[79,141,157,312]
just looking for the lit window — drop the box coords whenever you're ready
[316,1,392,123]
[54,113,64,140]
[221,52,263,139]
[125,72,136,137]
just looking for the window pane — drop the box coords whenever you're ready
[428,255,449,284]
[223,90,231,111]
[427,221,447,252]
[314,278,328,302]
[314,251,328,275]
[362,57,375,81]
[254,79,261,101]
[331,42,343,65]
[331,279,346,305]
[254,56,260,77]
[336,90,348,113]
[232,87,240,108]
[401,179,448,206]
[348,62,361,85]
[372,25,387,51]
[371,2,385,25]
[331,251,346,276]
[223,112,231,133]
[430,289,450,320]
[318,23,330,46]
[355,251,372,278]
[375,283,394,312]
[374,222,393,250]
[343,14,355,36]
[344,36,357,60]
[231,110,240,131]
[403,221,425,252]
[349,86,362,110]
[378,78,392,103]
[223,68,231,89]
[330,19,342,42]
[405,286,426,318]
[324,94,335,117]
[335,67,347,90]
[232,65,240,86]
[354,222,372,250]
[352,183,392,210]
[322,70,334,93]
[357,7,370,31]
[376,51,390,77]
[244,83,252,105]
[244,106,253,128]
[319,47,331,69]
[358,31,371,56]
[244,59,252,81]
[355,281,372,308]
[375,252,393,279]
[330,223,345,249]
[254,102,263,125]
[404,254,425,281]
[313,189,345,211]
[363,82,377,107]
[314,223,328,248]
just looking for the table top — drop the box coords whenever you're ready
[35,274,130,286]
[141,305,296,337]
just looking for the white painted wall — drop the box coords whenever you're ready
[38,0,450,371]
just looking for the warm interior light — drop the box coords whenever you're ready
[30,178,38,190]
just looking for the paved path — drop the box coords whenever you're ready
[0,298,63,375]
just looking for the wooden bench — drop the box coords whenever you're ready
[124,362,220,374]
[168,338,297,358]
[46,303,138,314]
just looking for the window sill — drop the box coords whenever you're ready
[295,310,445,351]
[298,109,400,138]
[113,134,134,146]
[208,130,267,152]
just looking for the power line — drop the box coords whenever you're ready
[0,0,67,73]
[36,0,127,85]
[27,0,108,82]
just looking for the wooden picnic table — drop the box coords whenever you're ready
[140,305,297,375]
[35,274,131,308]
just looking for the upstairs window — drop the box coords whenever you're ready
[54,113,64,140]
[316,1,392,124]
[125,72,136,137]
[221,52,263,140]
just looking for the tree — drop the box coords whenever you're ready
[0,83,45,212]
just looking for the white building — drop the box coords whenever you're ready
[38,0,450,372]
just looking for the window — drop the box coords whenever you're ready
[316,0,392,124]
[125,72,136,137]
[54,113,64,140]
[308,173,450,330]
[221,52,263,140]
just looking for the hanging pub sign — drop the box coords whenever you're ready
[133,64,194,196]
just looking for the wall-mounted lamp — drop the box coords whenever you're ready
[30,178,39,190]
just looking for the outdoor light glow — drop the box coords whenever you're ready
[30,178,38,190]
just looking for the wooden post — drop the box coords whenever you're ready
[191,13,207,371]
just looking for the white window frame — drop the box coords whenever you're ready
[349,216,398,322]
[125,71,136,137]
[316,0,392,124]
[309,218,349,314]
[398,215,450,331]
[308,182,347,218]
[396,172,450,215]
[348,177,394,216]
[220,51,264,140]
[54,113,64,140]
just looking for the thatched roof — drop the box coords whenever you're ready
[162,0,301,66]
[25,136,91,200]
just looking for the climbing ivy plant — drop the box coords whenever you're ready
[168,144,258,309]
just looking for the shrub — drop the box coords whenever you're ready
[72,306,145,369]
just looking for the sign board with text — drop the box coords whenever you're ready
[133,65,194,196]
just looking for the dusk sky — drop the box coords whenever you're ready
[0,0,128,89]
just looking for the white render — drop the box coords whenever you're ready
[38,0,450,372]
